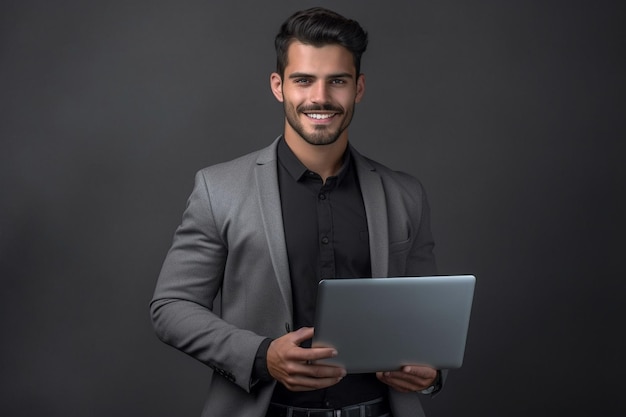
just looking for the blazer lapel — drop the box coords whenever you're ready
[351,147,390,278]
[254,138,293,321]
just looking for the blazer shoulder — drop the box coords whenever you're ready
[199,149,261,177]
[197,139,278,184]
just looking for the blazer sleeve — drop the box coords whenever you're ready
[150,170,266,393]
[407,179,438,277]
[383,169,438,278]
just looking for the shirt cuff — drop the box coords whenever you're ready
[252,338,273,383]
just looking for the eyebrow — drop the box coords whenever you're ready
[288,72,355,80]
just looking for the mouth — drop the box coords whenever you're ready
[303,112,341,123]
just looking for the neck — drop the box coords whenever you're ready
[283,132,348,182]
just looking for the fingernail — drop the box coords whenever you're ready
[331,350,338,357]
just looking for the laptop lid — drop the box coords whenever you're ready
[311,275,475,373]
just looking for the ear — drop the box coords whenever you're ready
[270,72,284,102]
[355,73,366,103]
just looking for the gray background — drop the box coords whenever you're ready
[1,0,624,416]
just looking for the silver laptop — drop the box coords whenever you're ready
[311,275,475,373]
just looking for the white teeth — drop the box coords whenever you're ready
[307,113,333,120]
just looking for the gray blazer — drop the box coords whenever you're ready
[151,137,439,417]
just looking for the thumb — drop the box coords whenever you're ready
[290,327,314,345]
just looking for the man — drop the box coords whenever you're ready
[151,7,443,417]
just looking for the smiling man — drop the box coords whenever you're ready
[270,41,365,181]
[151,7,442,417]
[273,42,364,146]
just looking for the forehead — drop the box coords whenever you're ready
[284,41,356,76]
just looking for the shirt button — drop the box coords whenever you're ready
[321,236,329,244]
[318,193,326,200]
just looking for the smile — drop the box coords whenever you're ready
[305,113,336,120]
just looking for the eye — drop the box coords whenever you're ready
[330,79,346,85]
[294,78,311,85]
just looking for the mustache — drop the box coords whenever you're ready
[297,104,343,113]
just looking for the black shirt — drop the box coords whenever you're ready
[268,137,387,408]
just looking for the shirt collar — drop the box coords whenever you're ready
[277,136,352,184]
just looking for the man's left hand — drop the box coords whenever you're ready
[376,365,438,393]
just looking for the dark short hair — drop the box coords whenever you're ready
[274,7,368,77]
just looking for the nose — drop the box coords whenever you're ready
[310,80,330,104]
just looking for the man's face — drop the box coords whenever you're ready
[271,41,365,146]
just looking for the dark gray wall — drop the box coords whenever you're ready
[1,1,624,416]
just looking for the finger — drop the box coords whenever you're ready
[284,327,340,362]
[281,365,346,391]
[296,346,339,362]
[382,371,422,386]
[377,366,437,393]
[382,366,435,385]
[401,365,437,380]
[275,343,337,363]
[289,327,314,345]
[376,372,417,393]
[281,373,345,391]
[298,362,346,379]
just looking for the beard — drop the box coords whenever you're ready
[283,102,355,146]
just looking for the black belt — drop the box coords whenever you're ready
[266,397,390,417]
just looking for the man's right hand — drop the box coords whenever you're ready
[267,327,346,391]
